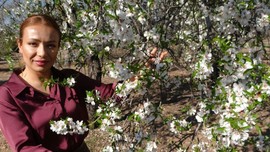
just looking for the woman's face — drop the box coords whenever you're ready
[18,24,60,75]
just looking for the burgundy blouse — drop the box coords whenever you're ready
[0,68,117,152]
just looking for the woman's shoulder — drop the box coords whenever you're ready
[0,84,10,94]
[53,67,97,86]
[0,83,17,105]
[0,69,27,97]
[0,81,24,111]
[52,67,82,78]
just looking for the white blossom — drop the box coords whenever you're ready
[66,77,76,87]
[103,146,113,152]
[195,114,204,123]
[85,96,95,105]
[145,141,157,152]
[257,14,270,31]
[188,108,196,116]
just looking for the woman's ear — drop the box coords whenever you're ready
[17,38,22,53]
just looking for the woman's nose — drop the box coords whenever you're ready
[37,44,47,57]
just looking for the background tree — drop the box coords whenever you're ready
[0,0,270,151]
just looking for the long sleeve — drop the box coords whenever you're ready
[62,69,118,100]
[0,86,52,152]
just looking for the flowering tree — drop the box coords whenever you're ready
[1,0,270,151]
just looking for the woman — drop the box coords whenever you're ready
[0,14,118,152]
[0,14,167,152]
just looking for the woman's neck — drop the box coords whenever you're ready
[20,68,52,94]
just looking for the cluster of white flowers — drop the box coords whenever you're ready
[106,1,136,43]
[97,100,121,132]
[191,142,208,152]
[85,94,95,105]
[50,117,88,135]
[134,101,156,123]
[195,102,209,123]
[194,51,213,80]
[213,117,250,147]
[193,47,268,150]
[116,79,139,98]
[108,59,134,81]
[85,90,100,106]
[261,80,270,95]
[227,83,249,113]
[214,0,270,41]
[169,118,190,134]
[144,28,160,42]
[113,126,124,141]
[257,14,270,31]
[62,1,76,25]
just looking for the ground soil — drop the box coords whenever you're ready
[0,57,270,152]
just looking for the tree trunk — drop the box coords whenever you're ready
[86,55,102,82]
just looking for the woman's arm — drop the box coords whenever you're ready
[0,86,52,152]
[62,69,117,100]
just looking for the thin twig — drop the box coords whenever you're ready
[186,122,202,151]
[0,0,8,8]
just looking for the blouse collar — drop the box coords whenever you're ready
[6,67,62,98]
[6,69,29,97]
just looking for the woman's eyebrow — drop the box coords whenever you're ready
[27,39,57,43]
[46,40,58,43]
[28,38,40,42]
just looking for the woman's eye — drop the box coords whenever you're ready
[28,42,37,47]
[48,44,56,49]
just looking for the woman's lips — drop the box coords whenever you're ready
[34,60,48,66]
